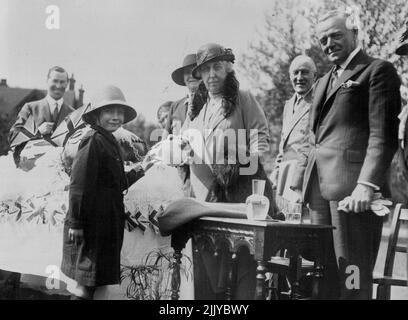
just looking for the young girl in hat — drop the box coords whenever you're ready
[61,85,149,299]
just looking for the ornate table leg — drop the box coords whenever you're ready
[255,260,267,300]
[226,253,237,300]
[171,248,182,300]
[170,227,189,301]
[289,255,302,300]
[312,262,324,300]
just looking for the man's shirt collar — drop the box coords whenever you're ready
[46,95,64,113]
[338,47,361,73]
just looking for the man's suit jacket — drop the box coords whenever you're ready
[293,51,401,201]
[165,96,188,135]
[275,91,312,167]
[9,97,74,147]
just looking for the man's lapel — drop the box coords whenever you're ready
[59,103,72,123]
[324,51,370,104]
[313,51,371,131]
[41,98,53,122]
[283,96,311,146]
[281,95,296,135]
[312,72,331,131]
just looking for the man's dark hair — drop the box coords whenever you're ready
[47,66,69,80]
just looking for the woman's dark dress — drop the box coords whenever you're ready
[61,125,144,286]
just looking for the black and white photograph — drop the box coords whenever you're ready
[0,0,407,305]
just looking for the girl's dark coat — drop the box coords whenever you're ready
[61,125,144,286]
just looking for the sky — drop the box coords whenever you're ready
[0,0,275,123]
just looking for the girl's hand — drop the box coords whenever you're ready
[69,228,84,245]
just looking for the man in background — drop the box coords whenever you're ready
[9,66,74,165]
[271,55,317,208]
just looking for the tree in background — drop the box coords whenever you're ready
[0,113,11,156]
[239,0,408,173]
[239,0,331,173]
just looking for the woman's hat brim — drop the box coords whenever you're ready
[396,42,408,55]
[82,100,137,125]
[192,54,234,79]
[171,63,196,86]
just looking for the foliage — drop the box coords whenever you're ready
[120,248,192,300]
[239,0,331,171]
[344,0,408,100]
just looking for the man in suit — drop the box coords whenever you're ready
[165,54,200,135]
[291,10,401,299]
[2,66,74,293]
[271,55,316,205]
[9,66,74,165]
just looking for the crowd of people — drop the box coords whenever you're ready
[5,8,408,300]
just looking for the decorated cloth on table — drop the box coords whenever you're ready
[0,132,194,299]
[158,198,247,236]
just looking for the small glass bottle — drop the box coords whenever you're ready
[246,179,270,220]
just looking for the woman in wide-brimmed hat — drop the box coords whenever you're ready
[180,43,277,299]
[61,85,147,299]
[182,43,274,210]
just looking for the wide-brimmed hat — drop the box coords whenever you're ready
[396,23,408,56]
[171,54,197,86]
[82,85,137,125]
[192,43,235,79]
[397,43,408,55]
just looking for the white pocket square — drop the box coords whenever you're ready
[341,80,361,88]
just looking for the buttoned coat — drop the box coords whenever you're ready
[182,89,274,214]
[61,125,144,287]
[292,51,401,201]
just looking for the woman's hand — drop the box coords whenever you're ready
[69,228,84,245]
